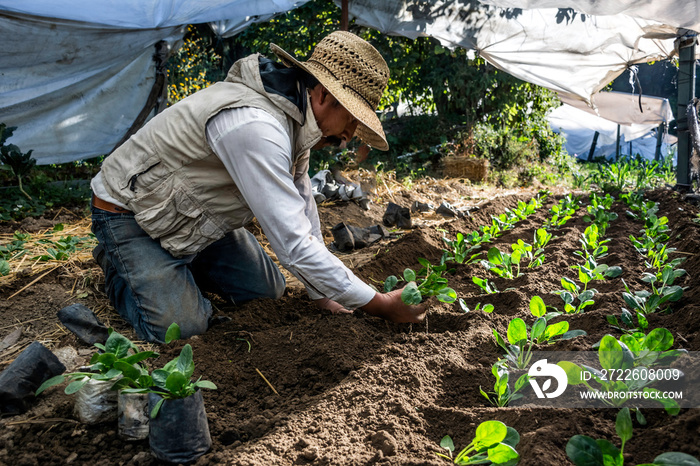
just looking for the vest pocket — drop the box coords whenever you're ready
[135,189,202,240]
[135,187,226,257]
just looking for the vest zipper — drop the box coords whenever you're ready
[129,162,160,192]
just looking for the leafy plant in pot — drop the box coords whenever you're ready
[142,323,218,463]
[35,328,158,425]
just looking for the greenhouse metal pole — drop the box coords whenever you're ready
[341,0,349,30]
[587,131,599,161]
[655,122,665,162]
[676,33,697,189]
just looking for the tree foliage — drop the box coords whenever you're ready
[167,0,565,171]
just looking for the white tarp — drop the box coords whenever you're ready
[477,0,700,33]
[0,1,307,165]
[558,91,675,127]
[341,0,684,108]
[1,0,696,164]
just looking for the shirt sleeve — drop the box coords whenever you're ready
[205,107,376,309]
[292,151,323,243]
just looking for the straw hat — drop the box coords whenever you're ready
[270,31,390,151]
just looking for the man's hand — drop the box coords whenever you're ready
[314,297,353,315]
[360,282,427,323]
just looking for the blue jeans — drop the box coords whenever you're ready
[91,206,286,343]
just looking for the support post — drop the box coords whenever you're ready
[616,124,621,160]
[655,122,665,162]
[341,0,349,31]
[676,33,697,189]
[587,131,599,161]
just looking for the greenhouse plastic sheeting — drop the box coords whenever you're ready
[548,104,677,162]
[341,0,683,107]
[1,0,695,164]
[0,1,307,165]
[0,0,305,29]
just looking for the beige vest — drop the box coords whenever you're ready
[101,54,322,257]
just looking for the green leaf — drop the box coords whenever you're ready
[643,388,680,415]
[560,329,587,340]
[543,321,570,341]
[558,361,585,385]
[643,327,674,352]
[436,287,457,303]
[615,408,633,451]
[403,268,416,282]
[150,397,165,419]
[531,317,547,342]
[596,439,623,466]
[473,420,508,450]
[35,374,66,396]
[194,380,217,390]
[104,330,133,359]
[506,318,527,345]
[502,426,520,448]
[113,361,141,381]
[0,259,10,276]
[164,322,181,344]
[487,247,503,265]
[529,295,546,317]
[566,435,604,466]
[604,266,623,278]
[165,371,189,395]
[65,377,90,395]
[599,335,625,371]
[482,304,495,313]
[384,275,398,292]
[151,369,170,389]
[653,452,700,465]
[440,435,455,453]
[124,350,159,365]
[487,442,519,464]
[176,344,194,376]
[401,282,422,305]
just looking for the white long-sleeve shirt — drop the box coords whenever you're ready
[92,106,375,310]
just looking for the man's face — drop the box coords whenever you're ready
[310,86,359,150]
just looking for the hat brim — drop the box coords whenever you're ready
[271,43,389,151]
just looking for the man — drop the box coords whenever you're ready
[90,31,425,343]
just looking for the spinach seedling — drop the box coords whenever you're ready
[480,247,522,279]
[441,232,484,264]
[436,420,520,465]
[553,276,597,314]
[385,259,457,305]
[36,329,159,396]
[558,336,680,414]
[511,239,545,268]
[591,327,687,368]
[459,299,494,313]
[621,277,683,317]
[480,360,529,407]
[571,257,622,285]
[493,296,585,369]
[472,276,499,294]
[574,224,610,262]
[566,408,699,466]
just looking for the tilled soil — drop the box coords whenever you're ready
[1,183,699,466]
